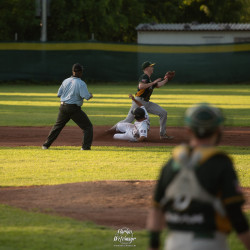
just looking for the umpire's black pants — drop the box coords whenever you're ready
[43,103,93,150]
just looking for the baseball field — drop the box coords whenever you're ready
[0,83,250,249]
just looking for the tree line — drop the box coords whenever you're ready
[0,0,249,42]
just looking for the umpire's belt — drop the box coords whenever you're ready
[61,102,77,106]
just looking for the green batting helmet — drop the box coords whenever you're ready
[184,103,224,138]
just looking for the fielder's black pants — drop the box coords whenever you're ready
[43,103,93,150]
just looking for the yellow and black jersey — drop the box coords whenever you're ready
[135,73,157,101]
[153,145,245,234]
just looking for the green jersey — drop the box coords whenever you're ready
[135,73,157,101]
[153,145,245,234]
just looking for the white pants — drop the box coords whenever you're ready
[111,97,167,136]
[165,231,229,250]
[113,122,137,142]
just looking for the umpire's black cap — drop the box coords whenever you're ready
[72,63,84,72]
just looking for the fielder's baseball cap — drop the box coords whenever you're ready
[72,63,84,72]
[142,61,156,70]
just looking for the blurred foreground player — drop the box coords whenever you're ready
[147,103,250,250]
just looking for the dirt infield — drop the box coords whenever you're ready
[0,125,250,147]
[0,126,249,230]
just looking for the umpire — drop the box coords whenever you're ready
[147,103,250,250]
[42,63,93,150]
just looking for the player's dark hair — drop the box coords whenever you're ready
[72,63,83,72]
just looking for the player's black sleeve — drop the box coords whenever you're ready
[215,155,248,233]
[225,203,249,233]
[217,155,245,206]
[138,74,150,84]
[153,165,166,205]
[153,159,177,205]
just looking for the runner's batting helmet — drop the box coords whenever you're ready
[132,107,145,120]
[184,103,224,138]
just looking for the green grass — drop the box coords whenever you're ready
[0,84,250,126]
[0,204,248,250]
[0,146,249,187]
[0,204,147,250]
[0,146,171,186]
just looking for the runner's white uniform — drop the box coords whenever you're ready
[113,106,150,142]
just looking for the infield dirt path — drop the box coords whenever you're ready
[0,125,250,147]
[0,126,249,230]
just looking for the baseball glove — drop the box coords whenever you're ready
[164,71,175,81]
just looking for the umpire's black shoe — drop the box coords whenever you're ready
[81,147,91,150]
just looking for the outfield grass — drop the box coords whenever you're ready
[0,84,250,126]
[0,146,249,187]
[0,204,248,250]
